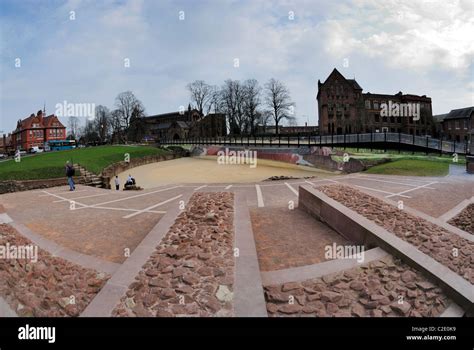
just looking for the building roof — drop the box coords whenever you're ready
[347,79,362,90]
[433,113,448,123]
[443,106,474,120]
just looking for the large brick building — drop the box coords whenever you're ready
[12,110,66,150]
[317,69,434,136]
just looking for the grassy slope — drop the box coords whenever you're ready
[0,145,169,181]
[364,159,449,176]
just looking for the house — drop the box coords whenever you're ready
[12,110,66,151]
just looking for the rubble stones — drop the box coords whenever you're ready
[112,192,234,317]
[264,255,450,317]
[0,224,109,317]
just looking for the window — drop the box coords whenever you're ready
[373,101,379,109]
[365,100,371,109]
[464,120,468,129]
[455,120,460,129]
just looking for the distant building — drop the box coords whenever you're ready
[143,105,226,141]
[12,110,66,150]
[317,68,434,136]
[439,107,474,142]
[0,134,13,154]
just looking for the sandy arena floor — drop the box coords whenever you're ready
[111,157,334,188]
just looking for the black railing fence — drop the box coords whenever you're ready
[162,132,469,155]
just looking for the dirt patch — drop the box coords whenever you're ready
[319,184,474,284]
[112,192,234,317]
[265,255,450,317]
[0,224,109,317]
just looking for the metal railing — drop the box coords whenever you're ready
[162,132,469,155]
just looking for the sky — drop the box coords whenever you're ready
[0,0,473,133]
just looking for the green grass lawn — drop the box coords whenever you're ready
[0,145,169,181]
[364,159,450,176]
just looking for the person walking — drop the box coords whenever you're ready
[114,175,120,191]
[65,161,75,191]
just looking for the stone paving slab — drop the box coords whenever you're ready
[234,192,267,317]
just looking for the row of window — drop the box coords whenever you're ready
[365,100,430,110]
[374,115,424,124]
[447,120,469,130]
[28,129,64,138]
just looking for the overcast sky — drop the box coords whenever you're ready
[1,0,473,133]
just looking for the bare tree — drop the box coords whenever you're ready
[67,116,80,139]
[264,78,295,135]
[220,80,247,134]
[242,79,261,135]
[128,101,146,142]
[115,91,143,130]
[187,80,212,116]
[94,105,111,143]
[110,109,124,144]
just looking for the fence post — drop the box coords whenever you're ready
[343,133,346,150]
[453,139,456,154]
[278,134,281,147]
[262,134,264,147]
[384,131,387,153]
[288,135,290,148]
[297,133,300,148]
[308,133,311,147]
[356,133,359,152]
[270,137,272,147]
[398,132,401,154]
[439,136,442,156]
[370,132,373,152]
[426,136,429,155]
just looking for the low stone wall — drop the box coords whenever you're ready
[101,153,180,189]
[0,177,85,194]
[191,145,385,173]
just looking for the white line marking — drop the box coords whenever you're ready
[41,190,88,207]
[53,193,110,202]
[349,176,435,189]
[353,184,411,198]
[194,185,208,191]
[39,189,90,196]
[386,182,438,198]
[123,195,183,219]
[225,185,233,190]
[72,185,181,210]
[255,185,264,207]
[91,207,166,214]
[285,182,299,196]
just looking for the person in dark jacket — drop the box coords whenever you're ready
[65,161,75,191]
